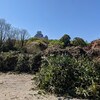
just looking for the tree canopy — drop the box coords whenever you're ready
[60,34,71,47]
[72,37,87,47]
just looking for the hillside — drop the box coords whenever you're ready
[0,19,100,99]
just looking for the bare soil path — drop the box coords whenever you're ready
[0,73,57,100]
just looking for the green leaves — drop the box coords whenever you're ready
[0,51,42,73]
[36,55,100,99]
[72,37,87,47]
[60,34,71,47]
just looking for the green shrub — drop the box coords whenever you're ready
[49,39,64,48]
[29,52,42,72]
[60,34,71,47]
[0,52,18,71]
[28,37,49,44]
[15,54,30,72]
[0,51,43,73]
[3,55,18,71]
[26,38,48,53]
[72,37,87,47]
[0,51,42,73]
[36,55,100,99]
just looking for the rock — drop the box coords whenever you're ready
[0,80,3,84]
[86,39,100,60]
[90,39,100,49]
[26,41,48,54]
[58,97,63,100]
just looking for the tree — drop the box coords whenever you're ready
[0,19,11,50]
[0,18,30,51]
[5,27,17,50]
[60,34,71,47]
[0,19,10,46]
[34,31,43,38]
[72,37,87,47]
[44,35,48,40]
[7,27,17,40]
[19,29,29,47]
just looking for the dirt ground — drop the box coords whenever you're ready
[0,73,58,100]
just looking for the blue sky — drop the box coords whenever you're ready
[0,0,100,42]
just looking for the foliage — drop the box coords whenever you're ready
[0,18,29,52]
[34,31,44,38]
[48,39,64,48]
[28,37,49,44]
[29,52,42,72]
[72,37,87,47]
[1,39,17,52]
[26,38,48,53]
[44,35,48,40]
[34,31,48,39]
[0,51,42,73]
[36,55,100,99]
[0,52,18,71]
[60,34,71,47]
[15,54,30,72]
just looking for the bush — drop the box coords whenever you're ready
[15,54,30,72]
[36,55,100,99]
[28,37,49,44]
[0,52,18,71]
[72,37,87,47]
[60,34,71,47]
[26,38,48,53]
[0,51,42,73]
[29,52,42,72]
[49,39,64,48]
[4,55,18,71]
